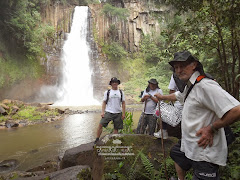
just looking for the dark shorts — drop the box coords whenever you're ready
[170,141,220,180]
[100,112,123,130]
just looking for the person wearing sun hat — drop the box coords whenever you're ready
[136,78,163,135]
[155,50,240,180]
[95,77,125,144]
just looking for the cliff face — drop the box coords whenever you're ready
[40,3,75,86]
[89,0,171,52]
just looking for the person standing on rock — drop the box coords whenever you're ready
[155,51,240,180]
[95,77,126,144]
[136,79,163,135]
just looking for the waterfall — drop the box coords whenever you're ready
[54,6,100,106]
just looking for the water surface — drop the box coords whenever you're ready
[0,111,142,171]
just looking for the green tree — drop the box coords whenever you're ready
[102,3,129,21]
[164,0,240,99]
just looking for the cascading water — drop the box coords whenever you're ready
[54,6,99,106]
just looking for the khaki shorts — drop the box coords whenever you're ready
[100,112,123,130]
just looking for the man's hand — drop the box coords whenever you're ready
[196,125,214,149]
[122,114,125,120]
[144,94,151,100]
[154,93,163,100]
[101,113,104,118]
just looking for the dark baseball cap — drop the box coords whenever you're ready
[148,78,158,85]
[109,77,121,85]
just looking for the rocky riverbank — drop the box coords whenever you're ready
[0,99,65,129]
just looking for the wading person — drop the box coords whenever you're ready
[136,79,163,135]
[95,77,126,144]
[155,51,240,180]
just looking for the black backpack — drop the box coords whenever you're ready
[106,89,123,104]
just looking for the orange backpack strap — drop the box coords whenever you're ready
[184,75,206,102]
[196,75,206,83]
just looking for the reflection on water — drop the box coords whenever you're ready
[0,111,142,171]
[61,113,99,149]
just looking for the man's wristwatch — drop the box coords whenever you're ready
[210,123,218,133]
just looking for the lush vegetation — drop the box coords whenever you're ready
[102,3,129,21]
[99,0,240,101]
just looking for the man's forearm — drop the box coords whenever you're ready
[212,105,240,130]
[155,93,177,102]
[122,101,126,114]
[102,101,106,114]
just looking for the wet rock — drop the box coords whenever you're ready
[5,120,19,128]
[0,159,19,172]
[61,142,95,169]
[54,125,61,129]
[56,108,65,114]
[38,105,50,113]
[0,103,10,110]
[28,103,41,107]
[18,120,28,127]
[64,108,70,114]
[0,105,8,115]
[11,105,19,115]
[26,160,59,174]
[1,99,12,104]
[20,165,91,180]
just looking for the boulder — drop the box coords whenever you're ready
[0,159,19,173]
[1,99,12,104]
[11,105,19,115]
[0,105,7,115]
[61,142,95,169]
[9,165,91,180]
[0,103,9,110]
[5,120,19,128]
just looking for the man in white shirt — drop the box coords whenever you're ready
[137,79,163,135]
[155,51,240,180]
[95,77,126,144]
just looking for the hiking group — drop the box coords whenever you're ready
[95,51,240,180]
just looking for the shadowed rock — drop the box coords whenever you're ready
[0,159,19,173]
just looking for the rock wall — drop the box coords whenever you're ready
[89,0,172,52]
[40,3,75,86]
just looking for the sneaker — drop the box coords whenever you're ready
[154,129,168,139]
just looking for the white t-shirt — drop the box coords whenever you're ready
[175,71,240,166]
[103,89,125,113]
[142,88,163,114]
[168,75,183,110]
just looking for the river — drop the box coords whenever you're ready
[0,109,142,171]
